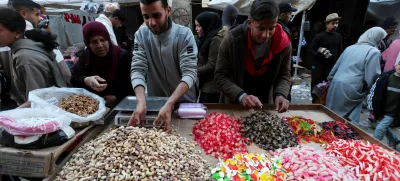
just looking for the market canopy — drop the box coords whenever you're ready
[0,0,140,7]
[205,0,317,16]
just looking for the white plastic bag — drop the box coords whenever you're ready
[28,87,106,123]
[0,108,72,136]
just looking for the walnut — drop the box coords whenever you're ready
[58,95,99,117]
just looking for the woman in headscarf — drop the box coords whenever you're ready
[0,8,67,105]
[71,21,133,107]
[326,27,387,125]
[195,12,222,103]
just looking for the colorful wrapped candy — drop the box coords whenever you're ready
[193,113,248,159]
[211,153,290,181]
[283,116,336,144]
[321,121,361,140]
[272,146,357,181]
[326,139,400,181]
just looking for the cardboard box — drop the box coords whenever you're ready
[0,125,92,178]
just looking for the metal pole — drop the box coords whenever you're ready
[293,10,306,79]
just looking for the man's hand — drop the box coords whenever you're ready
[103,95,118,108]
[84,76,107,92]
[128,102,147,127]
[154,103,173,133]
[241,95,263,109]
[275,96,289,113]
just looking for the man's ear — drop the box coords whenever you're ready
[166,6,171,17]
[19,9,28,19]
[248,19,252,27]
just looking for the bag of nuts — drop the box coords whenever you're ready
[28,87,107,123]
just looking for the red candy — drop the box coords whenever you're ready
[193,113,247,159]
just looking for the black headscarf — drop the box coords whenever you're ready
[196,12,222,56]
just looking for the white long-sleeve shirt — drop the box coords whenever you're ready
[95,14,118,46]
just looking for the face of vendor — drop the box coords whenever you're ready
[326,20,339,32]
[89,36,109,57]
[140,1,171,35]
[248,17,278,45]
[0,24,19,47]
[279,12,292,24]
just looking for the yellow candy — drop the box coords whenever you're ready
[247,154,253,159]
[257,155,263,161]
[236,154,243,161]
[229,160,236,165]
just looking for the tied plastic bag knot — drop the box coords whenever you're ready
[175,103,207,119]
[28,87,106,123]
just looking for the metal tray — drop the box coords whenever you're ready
[114,96,169,111]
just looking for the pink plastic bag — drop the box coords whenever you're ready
[0,108,72,136]
[175,103,207,119]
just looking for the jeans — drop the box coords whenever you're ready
[373,115,399,146]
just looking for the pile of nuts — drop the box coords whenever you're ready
[241,111,298,151]
[58,95,99,117]
[56,126,210,181]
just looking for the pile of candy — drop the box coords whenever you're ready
[211,153,290,181]
[326,139,400,180]
[283,116,335,144]
[272,146,357,181]
[193,113,247,159]
[321,121,361,140]
[242,111,298,151]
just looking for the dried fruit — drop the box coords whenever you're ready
[242,111,298,151]
[56,126,210,180]
[283,116,336,144]
[58,95,99,117]
[193,113,247,159]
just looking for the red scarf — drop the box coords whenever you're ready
[245,23,290,76]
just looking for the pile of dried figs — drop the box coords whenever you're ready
[58,95,99,117]
[241,111,298,151]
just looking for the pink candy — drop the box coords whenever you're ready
[272,146,357,181]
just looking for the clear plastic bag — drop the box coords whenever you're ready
[0,108,72,136]
[28,87,107,123]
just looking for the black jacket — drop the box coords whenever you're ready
[368,70,400,127]
[71,49,134,101]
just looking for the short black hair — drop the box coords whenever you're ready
[250,0,279,21]
[8,0,41,12]
[0,7,26,33]
[140,0,169,8]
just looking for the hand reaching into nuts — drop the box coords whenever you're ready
[241,95,263,109]
[275,95,289,113]
[128,102,147,127]
[154,103,173,133]
[84,76,107,92]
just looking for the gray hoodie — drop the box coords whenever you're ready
[11,39,67,105]
[131,20,198,102]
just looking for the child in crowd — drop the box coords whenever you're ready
[368,55,400,148]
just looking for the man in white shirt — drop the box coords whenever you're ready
[95,9,125,46]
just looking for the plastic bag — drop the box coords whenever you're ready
[28,87,107,123]
[0,108,72,136]
[0,127,75,149]
[175,103,207,119]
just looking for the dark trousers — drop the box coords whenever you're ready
[311,64,333,103]
[199,92,220,103]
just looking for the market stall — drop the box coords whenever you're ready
[38,100,399,181]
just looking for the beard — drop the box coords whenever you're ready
[149,16,169,35]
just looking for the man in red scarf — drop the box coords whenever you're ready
[215,0,291,112]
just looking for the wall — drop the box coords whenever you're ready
[171,0,193,28]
